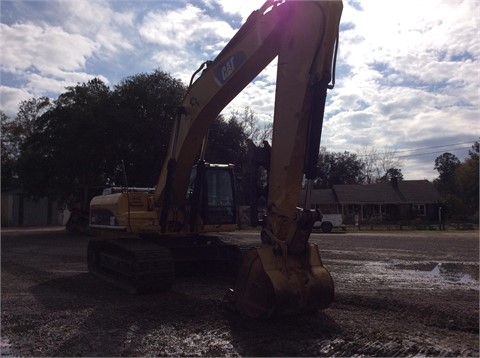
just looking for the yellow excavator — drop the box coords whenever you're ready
[88,0,343,318]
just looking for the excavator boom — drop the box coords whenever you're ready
[155,0,342,235]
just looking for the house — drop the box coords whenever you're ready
[301,180,443,224]
[1,189,64,227]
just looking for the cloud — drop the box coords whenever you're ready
[139,4,235,50]
[214,0,265,21]
[25,72,109,97]
[321,0,480,178]
[0,86,32,116]
[0,0,134,115]
[0,21,105,114]
[339,0,479,93]
[1,23,98,75]
[56,0,135,55]
[137,3,237,84]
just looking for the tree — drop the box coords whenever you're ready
[315,148,365,188]
[358,146,404,184]
[206,115,248,166]
[358,146,379,184]
[18,79,113,202]
[433,152,461,194]
[1,98,52,190]
[454,142,479,219]
[204,108,271,206]
[230,107,272,144]
[433,143,479,220]
[111,70,186,186]
[1,111,17,189]
[17,71,186,206]
[382,167,404,183]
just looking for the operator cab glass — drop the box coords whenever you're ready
[188,164,237,225]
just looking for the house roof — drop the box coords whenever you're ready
[394,180,442,203]
[306,180,441,205]
[299,188,337,205]
[333,183,400,203]
[335,180,441,204]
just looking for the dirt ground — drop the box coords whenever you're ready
[1,227,478,357]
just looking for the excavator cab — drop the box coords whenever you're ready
[187,161,237,230]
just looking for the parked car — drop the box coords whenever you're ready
[313,213,344,233]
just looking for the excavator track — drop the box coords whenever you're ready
[87,238,175,294]
[87,236,243,293]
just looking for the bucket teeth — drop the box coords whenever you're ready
[226,243,334,318]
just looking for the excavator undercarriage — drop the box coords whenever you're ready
[88,235,242,293]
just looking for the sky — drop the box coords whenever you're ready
[1,0,479,181]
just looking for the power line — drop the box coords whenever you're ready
[393,140,476,154]
[356,140,477,159]
[395,146,472,159]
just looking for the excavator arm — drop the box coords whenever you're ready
[155,0,342,239]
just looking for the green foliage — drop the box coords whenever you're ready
[433,152,461,194]
[14,71,186,206]
[1,98,52,190]
[454,143,479,220]
[18,79,113,201]
[382,167,403,182]
[111,70,186,186]
[1,111,17,189]
[315,149,365,188]
[206,115,248,167]
[433,142,479,220]
[229,106,272,144]
[6,69,259,208]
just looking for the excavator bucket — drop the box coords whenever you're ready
[227,243,334,318]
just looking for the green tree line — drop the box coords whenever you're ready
[0,71,267,209]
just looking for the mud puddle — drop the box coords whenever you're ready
[326,258,479,292]
[393,261,479,284]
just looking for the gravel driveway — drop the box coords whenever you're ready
[1,227,478,356]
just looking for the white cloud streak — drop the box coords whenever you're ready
[1,23,98,74]
[137,3,236,84]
